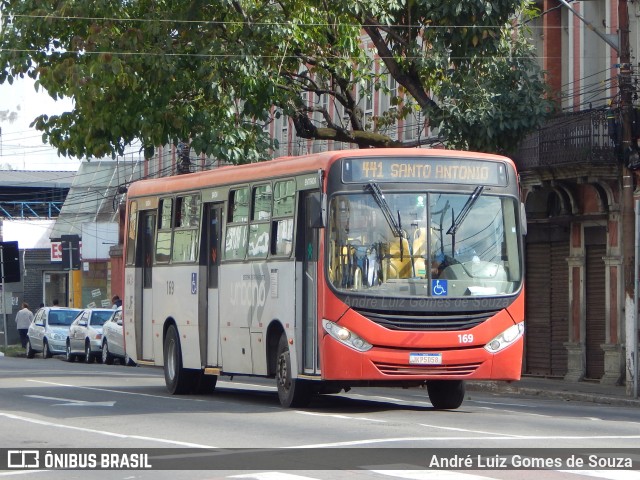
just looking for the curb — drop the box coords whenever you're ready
[467,381,640,408]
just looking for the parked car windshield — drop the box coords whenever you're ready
[91,311,115,326]
[48,309,81,326]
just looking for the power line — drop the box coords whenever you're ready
[7,13,537,30]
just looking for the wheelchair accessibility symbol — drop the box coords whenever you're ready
[432,279,448,296]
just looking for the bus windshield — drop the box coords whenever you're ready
[327,190,522,298]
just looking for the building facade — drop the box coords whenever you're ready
[513,0,639,386]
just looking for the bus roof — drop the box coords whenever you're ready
[126,148,514,198]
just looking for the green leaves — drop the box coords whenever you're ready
[0,0,550,164]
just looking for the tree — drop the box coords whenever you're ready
[0,0,551,164]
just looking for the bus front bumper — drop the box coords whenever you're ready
[319,333,524,382]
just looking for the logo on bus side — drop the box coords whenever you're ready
[230,275,267,308]
[228,265,271,325]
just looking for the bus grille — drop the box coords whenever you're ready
[374,361,481,377]
[353,308,497,331]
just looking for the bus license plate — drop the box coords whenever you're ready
[409,353,442,365]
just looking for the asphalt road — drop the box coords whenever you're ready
[1,355,639,480]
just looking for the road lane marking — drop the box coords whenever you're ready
[0,412,218,448]
[0,471,48,477]
[560,471,640,480]
[417,423,524,438]
[25,395,115,407]
[348,393,432,407]
[370,471,494,480]
[294,434,640,448]
[476,406,640,426]
[475,406,557,418]
[231,474,318,480]
[0,369,159,377]
[468,400,531,407]
[25,379,208,402]
[295,411,387,423]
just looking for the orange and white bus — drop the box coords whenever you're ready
[123,148,525,409]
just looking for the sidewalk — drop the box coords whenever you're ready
[467,376,640,407]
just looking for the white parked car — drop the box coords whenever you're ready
[101,307,134,365]
[66,308,115,363]
[26,307,82,359]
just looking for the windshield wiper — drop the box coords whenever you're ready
[446,186,484,236]
[446,186,484,256]
[365,182,402,238]
[365,182,415,268]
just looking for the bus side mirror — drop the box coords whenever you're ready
[520,202,528,236]
[309,192,326,229]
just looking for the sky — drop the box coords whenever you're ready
[0,77,81,171]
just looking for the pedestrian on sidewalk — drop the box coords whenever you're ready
[15,302,34,348]
[111,295,122,309]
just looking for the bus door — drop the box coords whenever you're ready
[299,190,321,374]
[203,202,223,367]
[137,210,155,361]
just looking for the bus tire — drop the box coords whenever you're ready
[276,334,311,408]
[426,380,466,410]
[164,324,194,394]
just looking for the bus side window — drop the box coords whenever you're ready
[248,184,272,258]
[224,187,249,260]
[272,180,294,256]
[156,198,173,263]
[126,201,138,266]
[173,194,200,263]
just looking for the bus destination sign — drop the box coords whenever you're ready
[342,157,508,186]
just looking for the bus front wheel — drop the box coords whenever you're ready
[276,334,311,408]
[164,324,194,394]
[426,380,466,410]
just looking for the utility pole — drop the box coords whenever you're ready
[1,245,7,351]
[619,0,638,399]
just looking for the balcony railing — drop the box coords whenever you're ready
[513,109,618,170]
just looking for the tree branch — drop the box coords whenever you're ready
[363,23,439,114]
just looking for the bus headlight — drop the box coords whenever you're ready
[322,319,372,352]
[484,323,524,354]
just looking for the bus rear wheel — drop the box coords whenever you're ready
[276,334,311,408]
[426,380,466,410]
[164,324,195,394]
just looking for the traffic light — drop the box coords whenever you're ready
[61,235,81,270]
[1,241,20,283]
